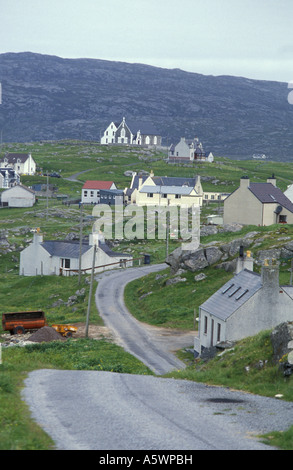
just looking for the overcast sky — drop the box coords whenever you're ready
[0,0,292,82]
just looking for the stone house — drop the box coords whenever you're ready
[168,137,214,163]
[126,171,203,208]
[19,230,132,276]
[81,180,117,204]
[194,259,293,357]
[224,175,293,225]
[0,153,36,175]
[1,184,35,207]
[101,117,162,147]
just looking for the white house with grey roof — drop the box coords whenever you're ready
[168,137,214,163]
[0,153,36,175]
[101,117,162,147]
[19,230,132,276]
[194,259,293,357]
[126,171,203,207]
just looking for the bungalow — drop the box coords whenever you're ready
[126,171,203,207]
[0,168,20,189]
[19,230,132,276]
[81,181,117,204]
[1,184,35,207]
[0,153,36,175]
[101,117,162,147]
[168,137,214,163]
[194,258,293,357]
[224,175,293,225]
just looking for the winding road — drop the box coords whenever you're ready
[22,263,293,450]
[95,263,195,375]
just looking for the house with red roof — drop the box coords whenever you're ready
[224,175,293,225]
[81,180,117,204]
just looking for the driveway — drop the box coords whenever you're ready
[95,263,196,375]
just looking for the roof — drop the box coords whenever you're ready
[41,241,91,259]
[199,269,262,321]
[3,153,32,163]
[2,184,35,195]
[122,120,160,136]
[152,176,198,187]
[140,185,195,196]
[249,182,293,213]
[82,180,114,190]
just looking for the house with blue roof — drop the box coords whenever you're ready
[125,171,203,207]
[19,230,132,276]
[194,258,293,357]
[100,117,162,146]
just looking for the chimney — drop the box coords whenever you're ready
[267,174,276,187]
[235,247,254,273]
[261,258,279,291]
[33,229,43,244]
[240,176,250,188]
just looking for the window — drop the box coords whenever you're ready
[84,190,88,197]
[90,191,94,197]
[61,258,70,269]
[147,193,153,198]
[204,316,208,334]
[162,194,167,198]
[217,323,221,342]
[175,194,181,199]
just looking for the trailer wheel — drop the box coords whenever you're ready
[13,326,25,335]
[65,331,72,338]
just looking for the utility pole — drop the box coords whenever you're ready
[46,173,49,221]
[166,199,170,258]
[78,203,83,286]
[85,244,96,338]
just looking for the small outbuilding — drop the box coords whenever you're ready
[1,184,35,207]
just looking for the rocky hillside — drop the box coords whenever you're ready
[0,52,292,160]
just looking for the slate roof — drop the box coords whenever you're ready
[152,176,198,187]
[249,182,293,213]
[199,269,263,321]
[3,153,32,163]
[41,241,91,259]
[140,185,195,195]
[82,180,114,190]
[123,120,160,136]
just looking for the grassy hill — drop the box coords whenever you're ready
[0,141,293,449]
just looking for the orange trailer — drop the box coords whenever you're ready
[2,311,47,335]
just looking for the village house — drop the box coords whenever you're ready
[0,153,36,175]
[19,230,132,276]
[101,117,162,147]
[224,175,293,225]
[125,171,203,207]
[168,137,214,163]
[194,256,293,357]
[0,184,35,208]
[81,180,117,204]
[0,168,20,189]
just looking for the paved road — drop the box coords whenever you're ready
[95,263,194,375]
[22,369,293,450]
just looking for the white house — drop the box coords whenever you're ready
[284,184,293,203]
[81,180,117,204]
[0,153,36,175]
[0,168,20,189]
[19,230,133,276]
[168,137,214,163]
[194,258,293,357]
[101,117,162,147]
[125,171,203,208]
[1,184,35,207]
[100,121,119,145]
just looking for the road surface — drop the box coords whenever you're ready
[22,369,293,450]
[95,263,194,375]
